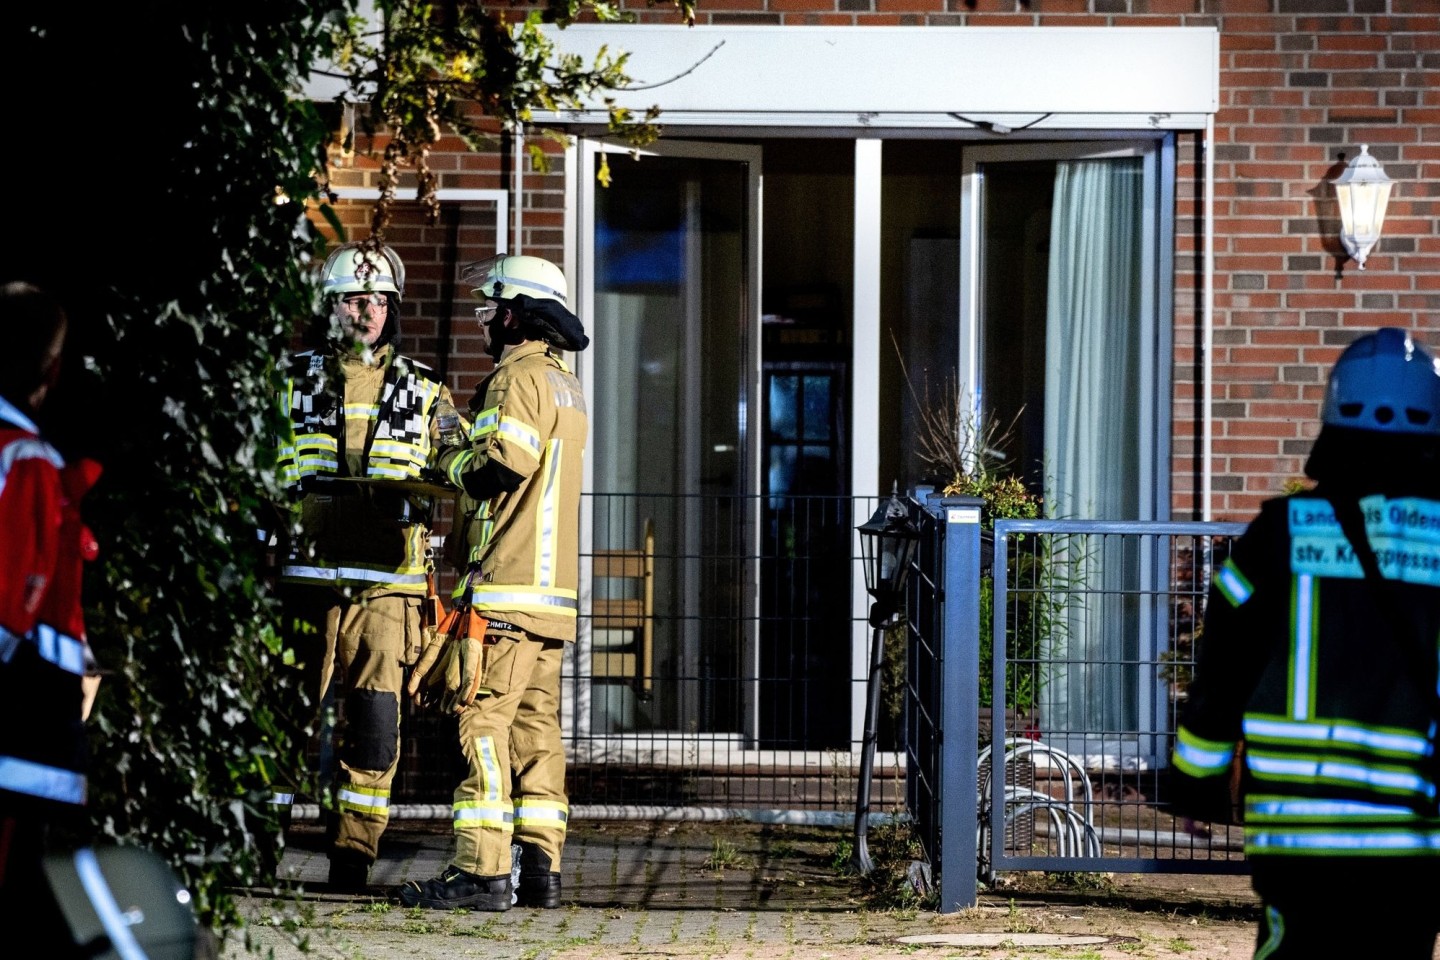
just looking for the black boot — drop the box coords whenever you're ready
[515,842,562,909]
[327,852,372,894]
[397,866,513,911]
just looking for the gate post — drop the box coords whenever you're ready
[932,494,984,912]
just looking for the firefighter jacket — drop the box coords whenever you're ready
[1171,491,1440,858]
[0,395,100,812]
[276,346,453,599]
[440,341,588,641]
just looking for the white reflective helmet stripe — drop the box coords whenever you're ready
[461,255,568,305]
[321,243,405,298]
[323,271,398,293]
[496,273,566,303]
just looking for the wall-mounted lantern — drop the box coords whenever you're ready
[1330,144,1393,271]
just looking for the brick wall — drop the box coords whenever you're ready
[322,0,1440,522]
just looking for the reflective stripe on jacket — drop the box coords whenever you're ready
[1173,494,1440,857]
[448,342,588,640]
[277,347,451,596]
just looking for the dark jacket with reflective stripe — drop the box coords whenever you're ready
[1172,493,1440,858]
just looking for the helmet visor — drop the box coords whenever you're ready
[460,257,504,301]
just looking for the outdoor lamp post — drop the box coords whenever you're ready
[1331,144,1393,271]
[853,492,920,875]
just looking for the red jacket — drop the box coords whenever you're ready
[0,396,100,811]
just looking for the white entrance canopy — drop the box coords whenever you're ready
[534,24,1219,132]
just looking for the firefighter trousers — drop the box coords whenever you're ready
[451,631,568,877]
[276,585,423,866]
[1250,857,1440,959]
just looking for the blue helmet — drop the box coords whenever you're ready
[1321,328,1440,436]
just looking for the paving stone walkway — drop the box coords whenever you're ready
[224,818,1263,959]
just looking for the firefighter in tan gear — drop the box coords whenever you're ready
[273,242,460,892]
[398,254,589,911]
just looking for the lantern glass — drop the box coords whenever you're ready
[856,495,919,601]
[1331,144,1393,270]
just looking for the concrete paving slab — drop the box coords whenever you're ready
[224,818,1266,959]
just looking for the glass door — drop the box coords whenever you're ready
[961,139,1174,765]
[576,140,763,740]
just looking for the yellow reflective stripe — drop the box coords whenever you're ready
[343,402,381,419]
[1246,826,1440,855]
[497,416,542,460]
[1173,726,1236,777]
[477,735,502,802]
[513,799,569,831]
[1245,750,1434,800]
[338,784,390,816]
[1243,716,1430,759]
[1214,558,1253,607]
[453,800,514,831]
[369,439,428,465]
[292,435,339,478]
[1245,795,1421,823]
[534,438,562,587]
[445,448,478,487]
[281,564,427,584]
[366,462,416,479]
[294,435,338,453]
[471,407,499,439]
[471,585,578,617]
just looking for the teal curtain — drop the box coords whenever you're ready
[1041,157,1144,748]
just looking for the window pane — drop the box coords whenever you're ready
[801,375,830,440]
[769,375,798,440]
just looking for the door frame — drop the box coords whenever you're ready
[958,137,1174,523]
[959,138,1178,763]
[568,137,765,742]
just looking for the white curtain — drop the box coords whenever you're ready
[1041,158,1143,753]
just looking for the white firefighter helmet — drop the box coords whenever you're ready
[460,254,568,306]
[321,242,405,302]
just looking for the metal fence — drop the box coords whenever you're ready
[902,504,1250,910]
[395,492,907,822]
[390,493,1252,913]
[984,517,1249,879]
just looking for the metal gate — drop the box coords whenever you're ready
[901,500,1251,911]
[984,518,1249,879]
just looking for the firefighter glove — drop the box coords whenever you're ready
[440,614,490,714]
[407,605,458,710]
